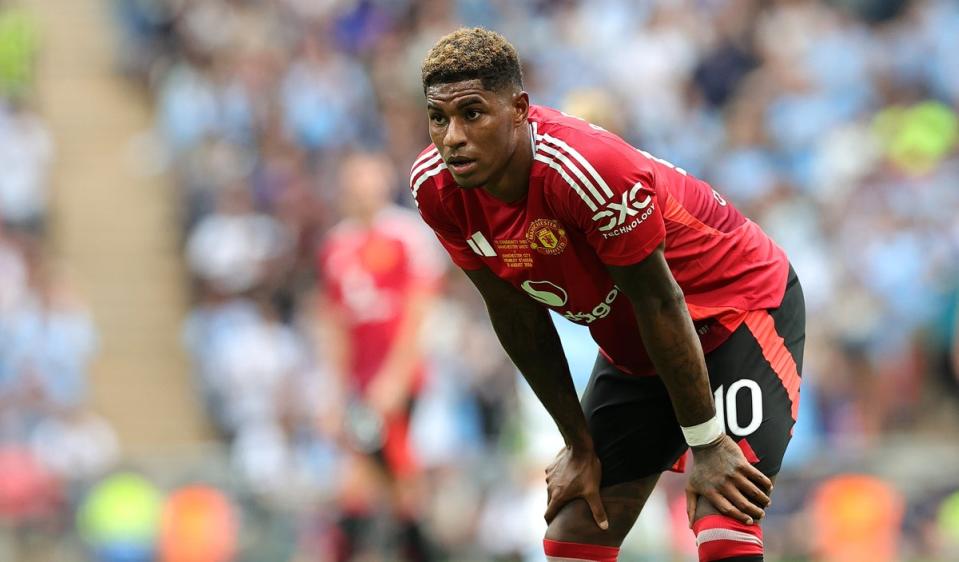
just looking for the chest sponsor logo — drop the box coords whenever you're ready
[562,286,620,324]
[526,218,568,256]
[591,181,654,239]
[520,280,568,307]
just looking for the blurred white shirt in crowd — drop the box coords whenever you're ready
[0,237,26,315]
[186,211,288,294]
[0,107,53,225]
[208,311,305,429]
[30,410,119,481]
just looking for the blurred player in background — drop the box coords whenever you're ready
[317,152,443,561]
[411,28,805,562]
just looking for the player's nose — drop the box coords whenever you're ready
[443,117,468,149]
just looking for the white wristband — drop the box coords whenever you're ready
[681,414,724,447]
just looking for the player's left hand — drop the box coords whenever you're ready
[366,371,407,417]
[686,434,772,527]
[544,445,609,530]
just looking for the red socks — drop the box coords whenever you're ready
[692,515,764,561]
[542,515,762,562]
[543,539,619,561]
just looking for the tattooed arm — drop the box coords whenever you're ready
[462,267,609,529]
[607,244,771,526]
[605,244,714,427]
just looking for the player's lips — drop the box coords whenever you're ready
[447,156,477,175]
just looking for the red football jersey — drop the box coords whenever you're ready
[411,105,789,376]
[318,206,444,390]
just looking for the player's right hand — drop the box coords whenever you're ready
[544,445,609,530]
[686,434,772,527]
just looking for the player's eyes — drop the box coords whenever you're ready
[465,109,481,120]
[429,114,447,126]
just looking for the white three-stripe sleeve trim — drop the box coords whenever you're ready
[536,143,604,206]
[465,238,482,255]
[695,528,764,547]
[410,162,447,206]
[410,148,439,172]
[533,154,598,212]
[409,152,442,180]
[537,132,615,199]
[469,232,496,256]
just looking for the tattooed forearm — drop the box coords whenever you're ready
[487,301,592,448]
[631,294,715,427]
[606,249,716,428]
[464,267,592,450]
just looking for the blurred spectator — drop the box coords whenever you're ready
[0,225,26,315]
[0,99,52,232]
[0,253,97,438]
[280,33,380,152]
[29,409,119,486]
[206,298,306,435]
[0,5,118,560]
[186,185,290,295]
[156,54,221,155]
[182,294,260,436]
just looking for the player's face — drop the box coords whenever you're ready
[425,80,525,189]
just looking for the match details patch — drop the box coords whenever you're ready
[526,218,568,256]
[493,239,533,268]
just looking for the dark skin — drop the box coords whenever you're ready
[425,79,772,545]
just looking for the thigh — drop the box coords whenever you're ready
[706,268,806,477]
[581,354,687,488]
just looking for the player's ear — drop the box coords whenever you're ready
[511,91,530,126]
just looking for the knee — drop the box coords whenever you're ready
[691,514,764,562]
[544,497,631,547]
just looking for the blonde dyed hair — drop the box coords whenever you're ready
[421,27,523,93]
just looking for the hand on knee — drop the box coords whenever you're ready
[692,514,763,562]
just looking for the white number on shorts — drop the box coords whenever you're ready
[714,380,763,437]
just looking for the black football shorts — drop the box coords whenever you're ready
[581,266,806,488]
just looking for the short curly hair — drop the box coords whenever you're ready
[421,27,523,94]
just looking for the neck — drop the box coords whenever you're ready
[352,205,382,226]
[482,122,533,203]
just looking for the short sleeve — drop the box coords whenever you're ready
[546,133,667,266]
[409,159,485,271]
[315,237,344,304]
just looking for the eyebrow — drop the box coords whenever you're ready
[454,96,486,107]
[427,95,487,110]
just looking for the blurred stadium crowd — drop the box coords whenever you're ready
[0,1,123,559]
[2,0,959,560]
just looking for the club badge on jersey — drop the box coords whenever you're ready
[527,218,568,256]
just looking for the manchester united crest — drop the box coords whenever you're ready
[526,219,568,256]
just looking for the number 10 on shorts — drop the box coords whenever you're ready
[714,380,763,437]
